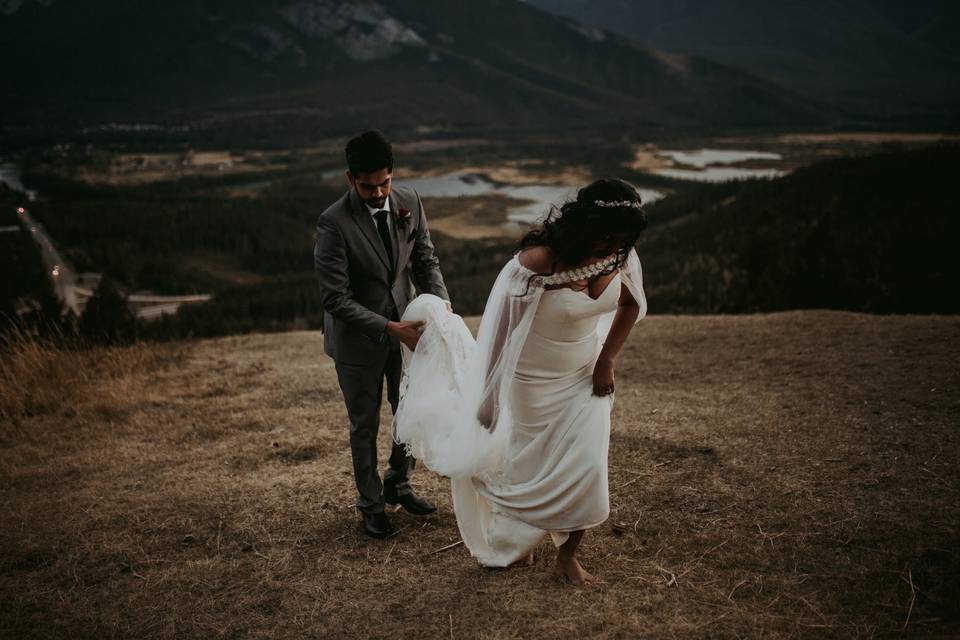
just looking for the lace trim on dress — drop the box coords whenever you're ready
[515,254,621,289]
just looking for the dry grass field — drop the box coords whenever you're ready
[1,312,958,639]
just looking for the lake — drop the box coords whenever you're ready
[652,148,786,183]
[399,173,665,223]
[653,167,786,182]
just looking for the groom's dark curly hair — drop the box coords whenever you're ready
[345,130,394,175]
[519,177,648,273]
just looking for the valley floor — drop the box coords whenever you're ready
[1,312,958,638]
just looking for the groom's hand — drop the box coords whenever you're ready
[386,320,426,351]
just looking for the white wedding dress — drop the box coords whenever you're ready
[394,249,646,567]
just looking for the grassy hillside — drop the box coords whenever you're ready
[1,313,958,638]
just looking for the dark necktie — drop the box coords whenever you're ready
[374,210,394,270]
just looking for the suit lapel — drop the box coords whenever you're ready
[347,189,392,273]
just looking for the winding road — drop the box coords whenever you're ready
[16,206,211,319]
[17,207,81,317]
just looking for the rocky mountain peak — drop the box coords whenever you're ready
[280,0,426,62]
[0,0,53,16]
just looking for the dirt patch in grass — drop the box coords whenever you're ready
[1,313,958,638]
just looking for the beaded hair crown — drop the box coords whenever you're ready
[593,199,643,209]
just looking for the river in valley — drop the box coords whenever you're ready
[398,173,666,224]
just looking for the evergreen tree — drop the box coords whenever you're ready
[78,277,135,344]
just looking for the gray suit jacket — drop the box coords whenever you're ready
[314,185,449,365]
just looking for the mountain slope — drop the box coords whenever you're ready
[530,0,960,123]
[0,0,830,139]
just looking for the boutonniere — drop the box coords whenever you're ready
[395,207,412,225]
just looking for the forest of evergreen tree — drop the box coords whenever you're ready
[4,145,957,345]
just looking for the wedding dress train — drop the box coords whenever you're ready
[394,250,646,566]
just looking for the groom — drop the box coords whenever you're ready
[314,130,450,538]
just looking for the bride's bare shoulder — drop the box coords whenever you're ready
[517,246,555,273]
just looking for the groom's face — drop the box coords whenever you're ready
[347,168,393,210]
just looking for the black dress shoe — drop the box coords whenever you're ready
[384,484,437,516]
[361,511,395,539]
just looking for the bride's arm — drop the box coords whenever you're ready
[593,283,641,395]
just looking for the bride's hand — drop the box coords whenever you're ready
[477,394,495,429]
[592,359,615,396]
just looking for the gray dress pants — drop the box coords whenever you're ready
[334,345,413,514]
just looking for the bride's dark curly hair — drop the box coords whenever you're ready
[519,177,648,275]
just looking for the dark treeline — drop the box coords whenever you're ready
[141,274,324,339]
[6,170,521,340]
[640,144,960,314]
[18,171,341,295]
[0,187,64,327]
[2,187,131,344]
[140,235,519,340]
[7,145,958,345]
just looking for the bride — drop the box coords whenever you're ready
[394,178,648,585]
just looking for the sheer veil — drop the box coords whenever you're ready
[393,248,647,479]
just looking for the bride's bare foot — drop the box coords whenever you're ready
[553,556,597,586]
[510,552,535,567]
